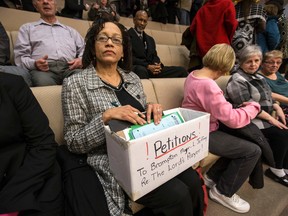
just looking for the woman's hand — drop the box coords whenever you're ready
[146,103,163,124]
[102,105,146,125]
[257,109,287,129]
[273,103,286,125]
[268,117,288,129]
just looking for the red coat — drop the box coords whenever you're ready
[190,0,238,58]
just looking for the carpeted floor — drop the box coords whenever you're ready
[206,166,288,216]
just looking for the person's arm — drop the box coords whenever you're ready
[255,5,267,33]
[148,36,161,64]
[257,108,287,129]
[14,24,37,70]
[200,82,260,129]
[266,18,280,50]
[110,4,120,21]
[224,2,238,42]
[72,28,85,58]
[67,28,85,69]
[271,92,288,104]
[183,78,260,129]
[62,78,107,154]
[226,74,287,129]
[226,74,253,106]
[0,76,58,201]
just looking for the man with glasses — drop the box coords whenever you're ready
[128,10,188,79]
[14,0,85,86]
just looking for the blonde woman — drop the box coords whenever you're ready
[182,44,261,213]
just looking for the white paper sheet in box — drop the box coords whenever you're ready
[105,108,210,201]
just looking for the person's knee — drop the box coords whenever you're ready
[165,182,191,205]
[31,71,58,86]
[132,65,149,79]
[0,66,32,86]
[247,144,262,159]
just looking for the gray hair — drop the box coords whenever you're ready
[237,45,263,65]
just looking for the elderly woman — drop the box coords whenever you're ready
[182,43,261,214]
[260,50,288,105]
[226,45,288,187]
[62,19,204,216]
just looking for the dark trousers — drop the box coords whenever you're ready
[136,168,204,216]
[208,130,261,197]
[56,146,110,216]
[261,126,288,169]
[133,65,188,79]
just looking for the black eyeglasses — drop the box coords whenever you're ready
[96,34,123,45]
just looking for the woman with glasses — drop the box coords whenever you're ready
[226,45,288,187]
[260,50,288,105]
[61,18,204,216]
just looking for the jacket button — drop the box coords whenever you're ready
[136,95,140,99]
[78,159,84,165]
[124,83,128,88]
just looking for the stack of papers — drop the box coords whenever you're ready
[108,110,185,140]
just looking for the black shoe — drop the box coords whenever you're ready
[265,168,288,187]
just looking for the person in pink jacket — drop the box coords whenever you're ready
[182,44,261,214]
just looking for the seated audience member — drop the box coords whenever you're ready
[62,18,204,216]
[259,50,288,121]
[14,0,85,86]
[0,22,32,86]
[88,0,119,21]
[260,50,288,105]
[0,73,63,215]
[128,10,188,79]
[182,43,261,213]
[226,45,288,187]
[257,1,281,54]
[61,0,90,19]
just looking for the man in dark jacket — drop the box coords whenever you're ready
[128,10,188,79]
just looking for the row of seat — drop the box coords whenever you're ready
[5,30,190,70]
[0,7,188,35]
[0,7,184,46]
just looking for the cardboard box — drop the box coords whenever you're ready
[105,108,210,201]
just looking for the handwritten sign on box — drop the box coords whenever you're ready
[105,108,210,201]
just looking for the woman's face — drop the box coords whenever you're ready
[95,22,123,66]
[262,57,282,75]
[240,55,261,74]
[101,0,107,5]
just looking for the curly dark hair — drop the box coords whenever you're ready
[82,16,132,71]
